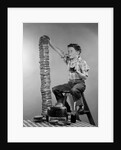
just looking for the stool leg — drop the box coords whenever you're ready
[63,93,71,112]
[68,94,74,112]
[65,101,71,112]
[63,93,67,106]
[82,93,96,126]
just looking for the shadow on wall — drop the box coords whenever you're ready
[23,23,98,126]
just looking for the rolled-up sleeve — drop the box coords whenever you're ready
[76,60,90,78]
[82,60,90,77]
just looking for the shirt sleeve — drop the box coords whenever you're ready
[75,59,90,77]
[62,54,70,64]
[81,60,90,77]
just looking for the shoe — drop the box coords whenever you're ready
[78,104,85,113]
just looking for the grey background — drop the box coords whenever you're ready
[23,23,98,126]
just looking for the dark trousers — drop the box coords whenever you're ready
[52,79,86,111]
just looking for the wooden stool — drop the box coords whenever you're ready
[62,91,96,126]
[63,90,71,106]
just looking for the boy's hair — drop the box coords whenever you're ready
[67,43,81,53]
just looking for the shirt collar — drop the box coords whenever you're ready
[69,54,82,62]
[77,54,82,61]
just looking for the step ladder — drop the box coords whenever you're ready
[63,91,96,126]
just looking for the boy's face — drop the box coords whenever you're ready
[68,47,79,59]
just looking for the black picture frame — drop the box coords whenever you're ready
[1,0,119,147]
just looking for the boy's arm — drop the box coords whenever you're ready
[76,70,87,80]
[75,61,90,80]
[49,41,65,58]
[49,40,69,64]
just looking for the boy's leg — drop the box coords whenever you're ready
[52,83,71,104]
[70,81,86,106]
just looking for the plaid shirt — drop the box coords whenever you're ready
[63,54,90,80]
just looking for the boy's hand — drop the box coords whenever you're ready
[40,35,50,44]
[42,35,50,40]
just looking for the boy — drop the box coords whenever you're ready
[49,40,90,112]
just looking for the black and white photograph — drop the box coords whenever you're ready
[8,8,113,142]
[23,23,98,127]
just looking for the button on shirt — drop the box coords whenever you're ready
[63,54,90,81]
